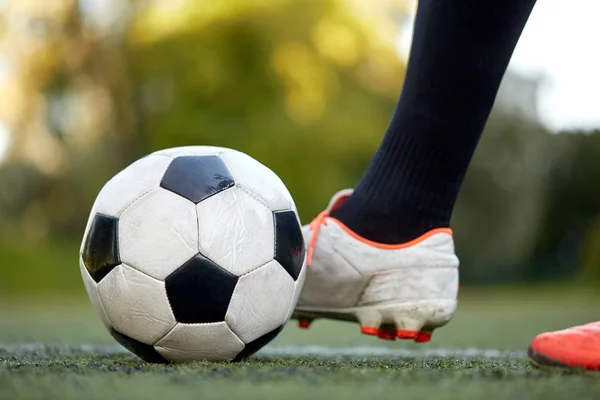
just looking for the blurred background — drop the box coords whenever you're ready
[1,0,600,298]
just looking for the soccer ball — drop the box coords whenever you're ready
[79,146,306,363]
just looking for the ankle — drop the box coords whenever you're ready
[330,195,449,245]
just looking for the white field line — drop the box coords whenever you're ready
[1,343,526,359]
[260,346,526,359]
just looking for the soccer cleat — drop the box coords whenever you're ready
[528,322,600,370]
[292,189,459,342]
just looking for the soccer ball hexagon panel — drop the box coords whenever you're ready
[80,147,306,362]
[118,189,199,281]
[196,185,276,277]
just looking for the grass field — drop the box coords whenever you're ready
[2,286,600,400]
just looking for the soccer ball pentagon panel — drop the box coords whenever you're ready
[79,146,306,363]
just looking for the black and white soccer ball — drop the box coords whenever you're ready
[79,146,306,363]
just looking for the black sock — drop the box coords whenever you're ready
[331,0,537,244]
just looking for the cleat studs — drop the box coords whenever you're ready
[298,319,312,329]
[392,316,424,334]
[396,330,419,340]
[378,331,396,341]
[361,326,379,336]
[415,331,433,343]
[356,310,382,333]
[355,308,442,343]
[377,324,397,341]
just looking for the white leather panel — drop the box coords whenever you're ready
[225,260,294,343]
[196,186,274,276]
[119,188,199,280]
[93,155,172,218]
[220,151,293,211]
[154,322,244,362]
[97,264,176,345]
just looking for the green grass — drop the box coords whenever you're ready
[2,286,600,400]
[0,239,81,295]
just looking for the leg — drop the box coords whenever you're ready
[333,0,537,244]
[294,0,536,341]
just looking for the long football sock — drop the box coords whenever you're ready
[331,0,537,244]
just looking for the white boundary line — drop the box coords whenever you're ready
[260,346,526,358]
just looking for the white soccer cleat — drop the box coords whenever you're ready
[292,189,459,342]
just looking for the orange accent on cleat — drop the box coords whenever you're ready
[361,326,379,336]
[306,195,453,267]
[415,331,432,343]
[298,320,312,329]
[396,330,419,340]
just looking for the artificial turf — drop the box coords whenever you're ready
[2,286,599,400]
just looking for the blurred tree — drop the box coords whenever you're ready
[0,0,137,241]
[581,215,600,286]
[534,131,600,282]
[129,0,409,221]
[0,0,409,241]
[453,111,554,283]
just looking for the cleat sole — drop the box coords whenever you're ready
[293,298,455,344]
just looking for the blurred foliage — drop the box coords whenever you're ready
[0,0,408,239]
[0,0,599,294]
[453,111,554,283]
[543,133,600,284]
